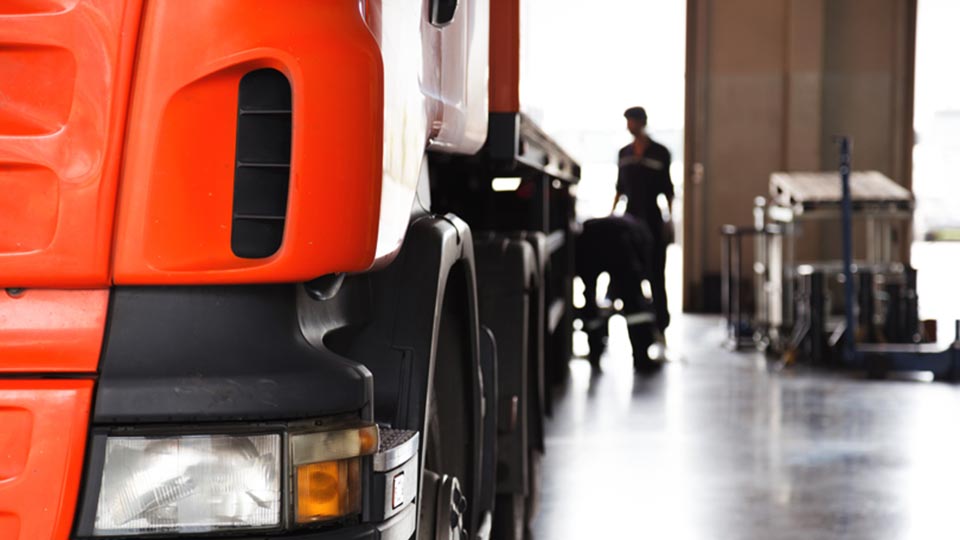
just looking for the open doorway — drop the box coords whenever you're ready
[519,0,687,315]
[913,0,960,242]
[912,0,960,335]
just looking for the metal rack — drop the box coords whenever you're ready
[763,170,914,349]
[722,140,960,378]
[722,168,925,353]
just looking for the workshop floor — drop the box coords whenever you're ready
[532,311,960,539]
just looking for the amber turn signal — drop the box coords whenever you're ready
[296,458,362,523]
[290,425,379,524]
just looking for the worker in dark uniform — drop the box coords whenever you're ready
[614,106,674,332]
[576,215,659,373]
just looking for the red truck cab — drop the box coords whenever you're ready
[0,2,578,540]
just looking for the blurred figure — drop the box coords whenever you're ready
[576,215,660,373]
[614,106,674,332]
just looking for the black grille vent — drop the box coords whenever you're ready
[231,68,292,259]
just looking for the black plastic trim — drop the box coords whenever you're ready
[474,237,535,494]
[73,433,107,537]
[232,68,292,259]
[477,326,498,519]
[430,0,459,26]
[0,372,95,379]
[482,112,581,183]
[73,526,376,540]
[297,215,490,533]
[94,286,372,424]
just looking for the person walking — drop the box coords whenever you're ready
[614,106,674,332]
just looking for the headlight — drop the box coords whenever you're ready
[87,425,381,537]
[93,434,281,536]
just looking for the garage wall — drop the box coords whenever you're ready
[683,0,916,312]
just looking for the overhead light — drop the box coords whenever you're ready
[492,177,523,192]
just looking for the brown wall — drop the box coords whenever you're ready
[683,0,916,311]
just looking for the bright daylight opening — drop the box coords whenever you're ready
[912,0,960,342]
[520,0,687,311]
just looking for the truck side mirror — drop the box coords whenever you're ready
[430,0,459,27]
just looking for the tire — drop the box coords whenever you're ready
[419,267,480,540]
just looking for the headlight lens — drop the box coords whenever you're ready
[93,434,281,536]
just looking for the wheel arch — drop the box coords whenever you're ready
[297,213,490,536]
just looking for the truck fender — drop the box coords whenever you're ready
[298,214,492,536]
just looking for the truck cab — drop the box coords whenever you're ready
[0,2,578,540]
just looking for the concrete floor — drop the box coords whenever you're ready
[532,314,960,539]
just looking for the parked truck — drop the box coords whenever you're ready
[0,1,578,540]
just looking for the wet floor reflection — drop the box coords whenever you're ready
[533,314,960,539]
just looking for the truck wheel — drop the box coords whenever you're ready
[419,272,478,539]
[420,400,469,540]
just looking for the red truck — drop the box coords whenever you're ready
[0,1,578,539]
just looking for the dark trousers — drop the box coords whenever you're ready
[650,237,670,332]
[582,272,656,368]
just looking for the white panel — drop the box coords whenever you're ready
[369,0,429,261]
[371,0,490,262]
[429,0,490,155]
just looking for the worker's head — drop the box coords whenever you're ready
[624,107,647,138]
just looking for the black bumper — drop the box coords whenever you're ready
[94,285,372,424]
